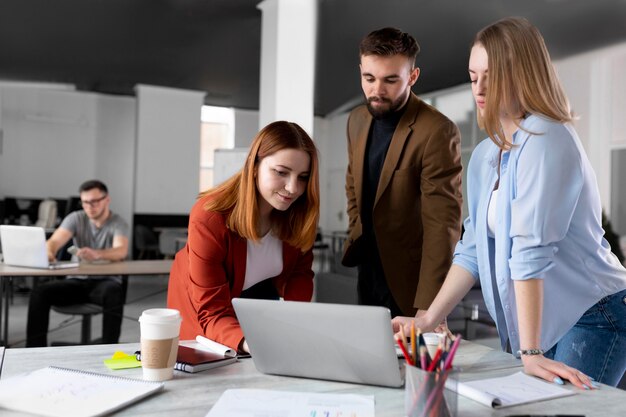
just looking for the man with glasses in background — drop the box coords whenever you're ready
[26,180,129,347]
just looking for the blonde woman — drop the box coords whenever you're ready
[168,121,320,353]
[393,17,626,388]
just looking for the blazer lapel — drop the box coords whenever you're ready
[375,93,420,205]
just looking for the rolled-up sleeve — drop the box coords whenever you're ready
[509,125,583,280]
[453,216,480,280]
[452,142,485,281]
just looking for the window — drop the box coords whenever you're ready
[199,106,234,191]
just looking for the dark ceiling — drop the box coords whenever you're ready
[1,0,625,116]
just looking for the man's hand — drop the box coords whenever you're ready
[391,310,451,340]
[431,316,453,339]
[46,249,57,263]
[75,247,101,262]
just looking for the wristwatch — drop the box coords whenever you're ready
[517,348,545,356]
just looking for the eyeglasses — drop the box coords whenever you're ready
[80,195,108,207]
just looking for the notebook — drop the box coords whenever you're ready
[232,298,404,387]
[0,366,163,417]
[0,225,79,269]
[447,371,577,408]
[135,344,237,373]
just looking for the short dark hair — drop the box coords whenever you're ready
[359,27,420,63]
[79,179,108,194]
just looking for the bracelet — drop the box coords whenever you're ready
[517,348,544,356]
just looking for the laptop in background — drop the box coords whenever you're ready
[232,298,404,387]
[0,225,79,269]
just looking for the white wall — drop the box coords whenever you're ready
[0,88,97,199]
[94,95,136,229]
[0,86,137,227]
[233,108,259,148]
[135,85,204,214]
[314,113,350,233]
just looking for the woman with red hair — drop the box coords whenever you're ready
[168,121,320,353]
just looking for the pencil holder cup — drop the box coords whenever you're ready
[404,364,457,417]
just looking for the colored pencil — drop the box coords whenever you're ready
[427,344,442,372]
[396,336,414,366]
[443,334,462,370]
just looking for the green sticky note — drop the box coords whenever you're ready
[104,352,142,370]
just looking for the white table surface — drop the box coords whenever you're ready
[1,340,624,417]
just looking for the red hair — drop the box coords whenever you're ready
[200,121,320,251]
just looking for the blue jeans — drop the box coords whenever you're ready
[544,289,626,386]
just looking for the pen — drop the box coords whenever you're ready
[395,336,414,366]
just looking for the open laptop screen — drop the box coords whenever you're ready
[0,225,78,269]
[232,298,404,387]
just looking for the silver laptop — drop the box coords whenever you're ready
[232,298,404,387]
[0,225,79,269]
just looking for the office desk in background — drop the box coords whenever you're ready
[0,260,173,346]
[1,340,624,417]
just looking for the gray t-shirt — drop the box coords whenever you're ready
[60,210,129,251]
[60,210,129,280]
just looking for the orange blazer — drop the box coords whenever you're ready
[167,195,314,350]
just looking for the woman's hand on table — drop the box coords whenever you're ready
[521,355,599,390]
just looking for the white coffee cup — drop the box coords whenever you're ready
[422,332,444,359]
[138,308,182,381]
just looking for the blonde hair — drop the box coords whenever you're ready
[200,121,320,251]
[474,17,572,150]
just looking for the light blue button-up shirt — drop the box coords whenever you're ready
[453,114,626,354]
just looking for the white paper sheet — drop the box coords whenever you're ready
[205,389,375,417]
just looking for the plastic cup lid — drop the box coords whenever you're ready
[138,308,181,324]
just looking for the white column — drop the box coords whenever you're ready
[257,0,317,135]
[135,84,205,214]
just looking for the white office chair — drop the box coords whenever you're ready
[35,199,58,229]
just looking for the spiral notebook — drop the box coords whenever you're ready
[447,371,576,408]
[0,366,164,417]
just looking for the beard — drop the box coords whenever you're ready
[365,93,408,119]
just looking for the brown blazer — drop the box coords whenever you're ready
[343,93,462,315]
